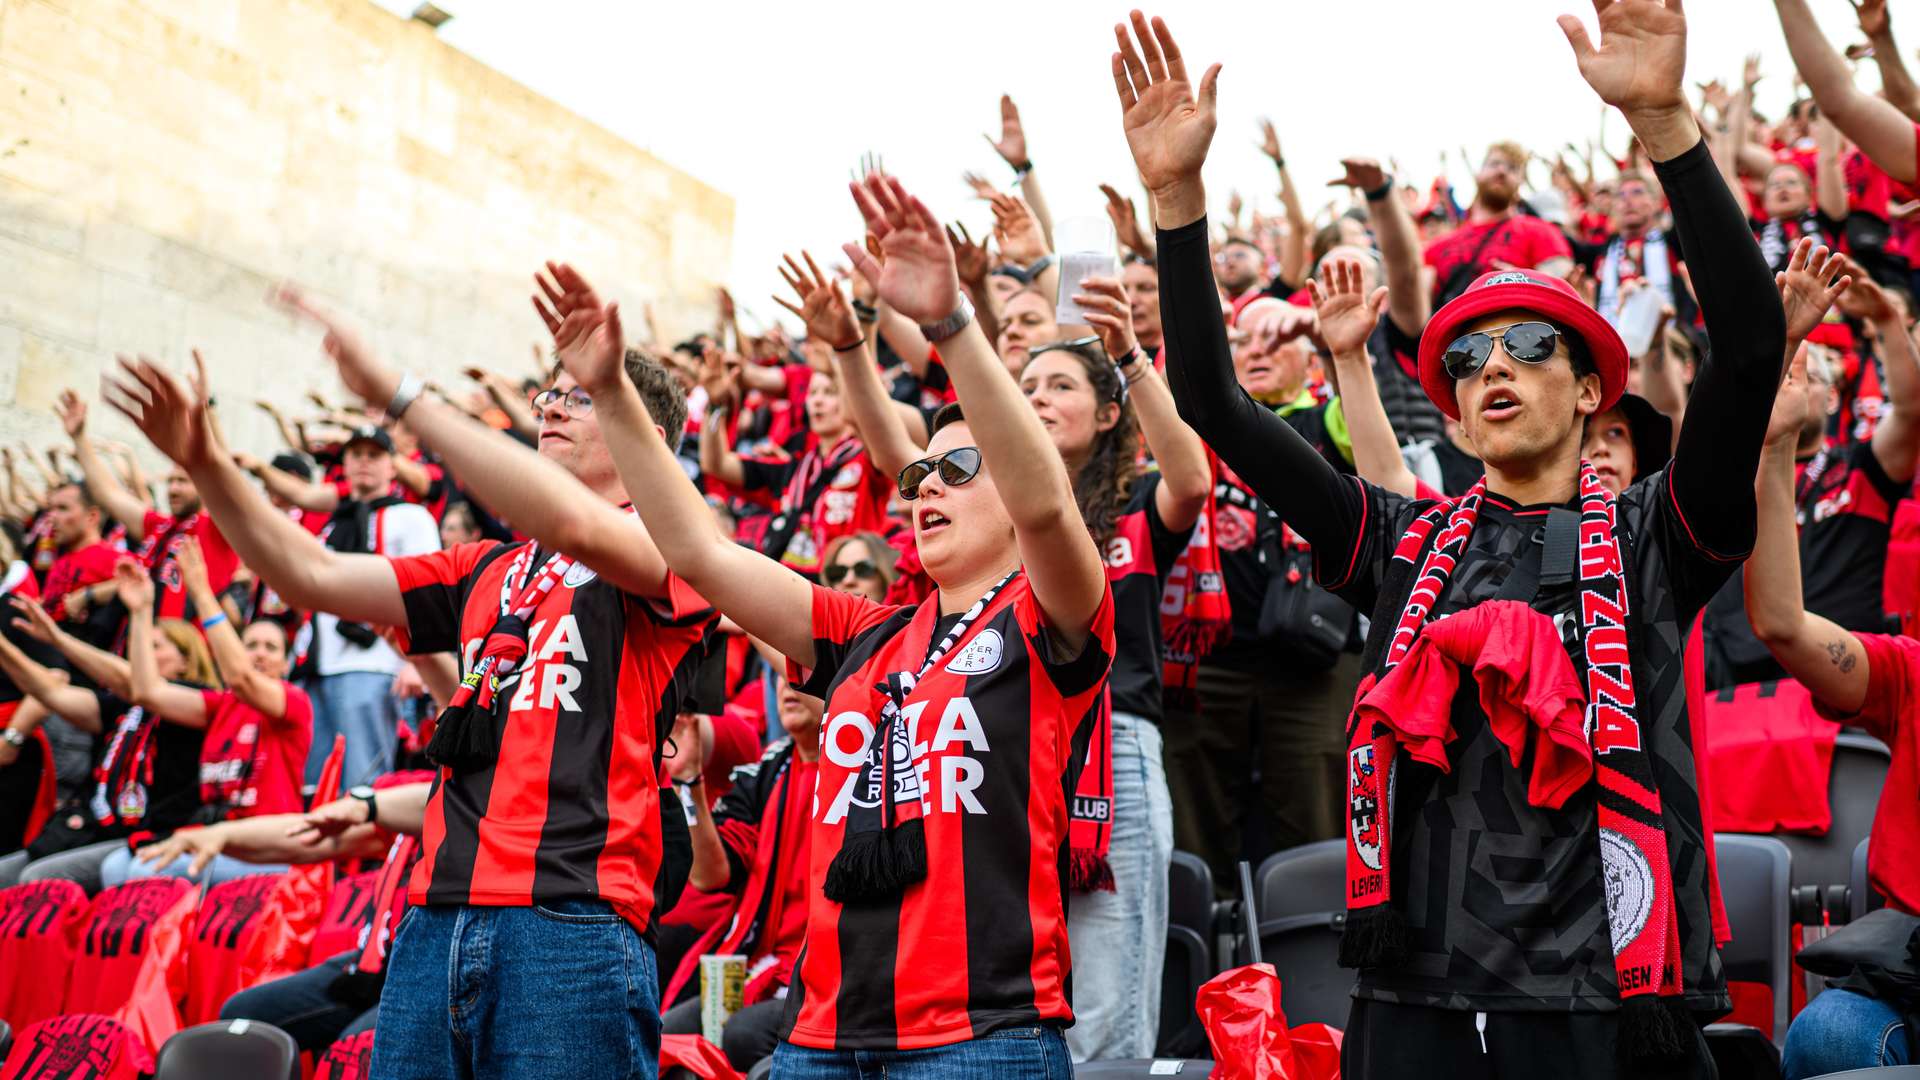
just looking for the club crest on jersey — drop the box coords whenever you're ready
[562,562,598,588]
[832,463,863,487]
[1348,744,1383,871]
[945,628,1004,675]
[1599,827,1655,953]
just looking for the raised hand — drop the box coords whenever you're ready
[101,353,216,469]
[1308,258,1390,357]
[534,262,627,396]
[962,171,1000,201]
[1558,1,1688,122]
[175,536,212,598]
[946,223,995,288]
[1073,276,1139,362]
[1836,255,1899,321]
[272,286,401,407]
[1100,183,1151,257]
[1327,157,1388,194]
[1743,52,1763,92]
[55,390,87,439]
[984,94,1030,171]
[112,557,153,614]
[1766,345,1813,446]
[773,251,862,349]
[1256,117,1283,165]
[1113,11,1221,218]
[1777,238,1852,343]
[9,595,60,644]
[668,711,706,783]
[988,191,1048,266]
[841,173,962,326]
[1227,189,1244,223]
[1856,0,1889,39]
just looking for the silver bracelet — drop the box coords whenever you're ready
[918,295,976,344]
[385,373,425,422]
[0,729,26,748]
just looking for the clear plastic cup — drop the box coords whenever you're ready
[1055,216,1119,326]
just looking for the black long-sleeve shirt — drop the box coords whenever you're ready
[1161,139,1785,1013]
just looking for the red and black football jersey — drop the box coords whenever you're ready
[0,1013,152,1080]
[62,877,193,1016]
[0,879,88,1030]
[391,540,716,930]
[779,573,1116,1050]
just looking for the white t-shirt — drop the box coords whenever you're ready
[300,501,441,677]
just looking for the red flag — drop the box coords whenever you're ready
[236,735,346,990]
[113,885,199,1053]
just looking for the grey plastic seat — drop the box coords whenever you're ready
[154,1020,299,1080]
[1715,834,1794,1044]
[0,851,27,889]
[1802,1068,1920,1079]
[1075,1061,1215,1077]
[1778,733,1888,896]
[1850,837,1884,921]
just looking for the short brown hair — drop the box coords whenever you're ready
[1485,141,1528,169]
[547,348,690,451]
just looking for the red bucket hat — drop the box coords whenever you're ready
[1415,269,1628,421]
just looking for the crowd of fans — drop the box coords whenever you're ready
[1,1,1919,1078]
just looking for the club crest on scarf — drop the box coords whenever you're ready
[1347,745,1383,874]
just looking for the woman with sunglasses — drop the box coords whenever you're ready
[1116,8,1803,1077]
[541,172,1112,1079]
[819,531,899,604]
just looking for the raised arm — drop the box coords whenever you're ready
[546,269,819,665]
[1774,0,1919,183]
[1102,184,1157,263]
[1337,158,1429,336]
[774,253,921,482]
[0,613,101,730]
[1747,354,1870,711]
[179,537,286,718]
[1260,119,1312,289]
[236,452,339,514]
[1313,260,1421,498]
[58,391,149,540]
[846,173,1106,648]
[9,594,131,704]
[1076,275,1208,530]
[468,367,541,443]
[101,355,410,628]
[1118,14,1364,559]
[1856,276,1920,482]
[1859,0,1920,122]
[116,560,210,729]
[987,96,1054,249]
[1814,116,1850,223]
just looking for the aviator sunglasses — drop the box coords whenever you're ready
[897,446,982,501]
[823,560,881,585]
[1441,321,1562,381]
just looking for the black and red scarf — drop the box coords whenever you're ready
[91,706,158,827]
[1341,463,1691,1063]
[762,435,867,574]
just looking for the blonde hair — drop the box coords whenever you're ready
[157,617,221,688]
[1485,141,1529,169]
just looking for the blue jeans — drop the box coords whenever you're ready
[370,901,660,1080]
[1783,987,1913,1079]
[306,671,399,785]
[1065,710,1173,1061]
[100,846,285,888]
[771,1025,1072,1079]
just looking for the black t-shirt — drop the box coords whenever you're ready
[92,689,205,836]
[1372,315,1446,448]
[1104,472,1193,721]
[1432,438,1485,496]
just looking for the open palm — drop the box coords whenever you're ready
[1114,13,1220,195]
[101,353,215,469]
[1309,259,1387,356]
[1776,239,1851,343]
[774,251,860,348]
[1559,0,1687,115]
[842,173,960,326]
[536,262,627,395]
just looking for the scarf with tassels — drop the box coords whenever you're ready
[1068,689,1116,892]
[823,571,1016,905]
[1340,463,1691,1068]
[423,541,575,770]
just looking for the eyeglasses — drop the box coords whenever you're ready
[531,387,593,418]
[822,560,881,586]
[1028,336,1101,359]
[897,446,982,501]
[1441,321,1562,381]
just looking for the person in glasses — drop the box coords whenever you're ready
[541,172,1113,1078]
[820,531,899,605]
[997,288,1064,376]
[101,293,718,1077]
[1119,4,1802,1075]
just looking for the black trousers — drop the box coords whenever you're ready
[221,951,379,1054]
[662,997,786,1073]
[1342,998,1719,1080]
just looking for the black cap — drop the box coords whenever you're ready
[343,425,395,454]
[269,453,313,481]
[1614,393,1673,481]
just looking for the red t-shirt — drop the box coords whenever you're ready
[1423,215,1572,302]
[781,574,1116,1050]
[309,868,381,963]
[740,436,894,575]
[62,877,193,1016]
[137,510,238,621]
[1811,632,1920,914]
[0,879,88,1030]
[0,1013,153,1080]
[41,541,117,619]
[197,685,314,818]
[390,541,717,930]
[183,871,286,1024]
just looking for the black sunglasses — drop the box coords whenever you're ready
[1441,321,1562,381]
[897,447,982,501]
[823,560,881,585]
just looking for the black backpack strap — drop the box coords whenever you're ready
[1491,507,1577,603]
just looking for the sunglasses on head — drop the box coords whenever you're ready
[1441,321,1562,381]
[822,560,881,585]
[897,446,982,501]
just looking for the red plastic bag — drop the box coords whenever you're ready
[660,1034,743,1080]
[1195,962,1342,1080]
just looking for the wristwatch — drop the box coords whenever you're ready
[348,784,378,825]
[918,295,976,344]
[0,729,25,749]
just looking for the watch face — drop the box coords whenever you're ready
[350,786,375,799]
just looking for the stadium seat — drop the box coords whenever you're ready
[1715,834,1794,1043]
[154,1019,300,1080]
[1168,850,1215,952]
[1800,1068,1920,1079]
[0,851,27,889]
[1776,733,1889,907]
[747,1059,772,1080]
[15,839,121,895]
[1159,924,1211,1057]
[1075,1060,1215,1077]
[0,1017,11,1061]
[1234,841,1354,1029]
[1253,840,1344,920]
[1703,1022,1782,1080]
[1849,838,1884,922]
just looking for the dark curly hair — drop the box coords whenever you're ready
[1026,341,1142,552]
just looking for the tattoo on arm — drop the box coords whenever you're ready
[1826,639,1858,673]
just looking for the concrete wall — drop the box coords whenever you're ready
[0,0,732,465]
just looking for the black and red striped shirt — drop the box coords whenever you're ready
[780,573,1115,1050]
[391,541,716,931]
